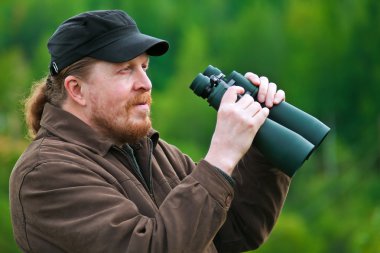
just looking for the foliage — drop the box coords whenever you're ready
[253,146,380,253]
[0,137,28,252]
[1,0,379,252]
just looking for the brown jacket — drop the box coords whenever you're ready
[10,103,291,253]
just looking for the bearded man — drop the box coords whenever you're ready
[10,10,290,253]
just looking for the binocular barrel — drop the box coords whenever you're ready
[190,65,330,176]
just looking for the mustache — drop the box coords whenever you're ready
[125,92,152,109]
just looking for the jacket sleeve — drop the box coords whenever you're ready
[213,145,291,252]
[19,157,233,253]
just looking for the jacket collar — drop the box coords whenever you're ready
[38,103,159,156]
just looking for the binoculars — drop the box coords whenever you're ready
[190,65,330,176]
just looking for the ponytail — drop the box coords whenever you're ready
[24,78,48,139]
[23,57,99,139]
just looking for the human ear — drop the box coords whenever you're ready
[64,75,86,106]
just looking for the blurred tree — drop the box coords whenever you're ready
[0,48,31,137]
[1,0,379,252]
[152,24,215,159]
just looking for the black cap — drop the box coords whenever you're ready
[47,10,169,75]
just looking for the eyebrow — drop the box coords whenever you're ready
[121,55,150,66]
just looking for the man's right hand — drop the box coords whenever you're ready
[204,86,269,176]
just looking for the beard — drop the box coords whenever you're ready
[90,92,152,145]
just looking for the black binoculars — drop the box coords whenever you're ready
[190,65,330,176]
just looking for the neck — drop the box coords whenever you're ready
[61,100,92,129]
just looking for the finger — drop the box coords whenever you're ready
[244,72,260,86]
[252,107,269,130]
[265,82,277,108]
[274,89,285,104]
[257,76,269,103]
[237,94,254,109]
[220,86,245,105]
[245,101,262,116]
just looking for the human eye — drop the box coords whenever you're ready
[118,65,132,74]
[142,63,149,72]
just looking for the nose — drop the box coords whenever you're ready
[134,68,152,91]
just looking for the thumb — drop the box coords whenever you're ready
[220,86,245,105]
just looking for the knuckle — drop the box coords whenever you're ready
[253,101,261,109]
[245,72,259,80]
[277,89,285,95]
[242,93,253,100]
[220,105,233,114]
[244,72,253,78]
[220,105,241,119]
[247,120,256,129]
[260,76,269,83]
[269,82,277,90]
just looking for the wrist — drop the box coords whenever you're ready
[204,153,236,176]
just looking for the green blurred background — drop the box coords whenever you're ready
[1,0,379,252]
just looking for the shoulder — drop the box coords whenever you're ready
[10,135,113,192]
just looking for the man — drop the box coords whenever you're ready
[10,10,290,253]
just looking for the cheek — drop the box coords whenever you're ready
[91,90,130,115]
[86,79,132,110]
[109,85,134,107]
[87,90,109,114]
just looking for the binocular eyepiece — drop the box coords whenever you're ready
[190,65,330,176]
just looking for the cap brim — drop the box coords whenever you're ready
[89,32,169,63]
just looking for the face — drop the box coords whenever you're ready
[82,54,152,145]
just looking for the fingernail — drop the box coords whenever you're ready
[262,107,269,116]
